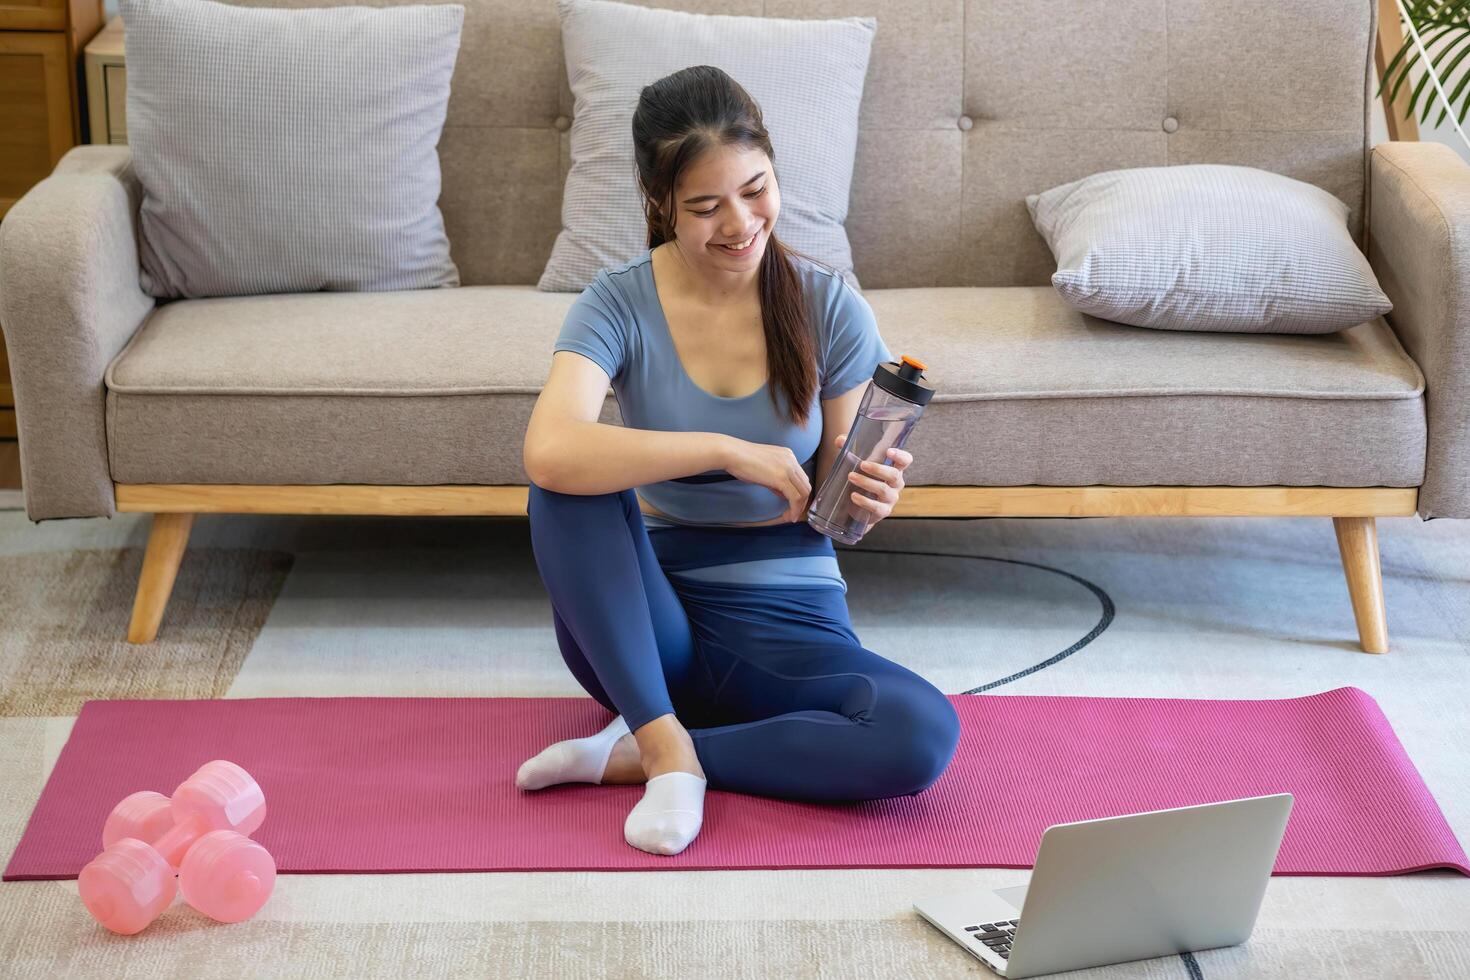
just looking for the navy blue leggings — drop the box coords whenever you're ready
[526,481,961,802]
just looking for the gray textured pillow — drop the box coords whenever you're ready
[540,0,875,293]
[119,0,465,299]
[1026,164,1392,334]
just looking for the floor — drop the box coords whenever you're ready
[0,500,1467,978]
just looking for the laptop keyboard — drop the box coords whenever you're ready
[963,919,1019,960]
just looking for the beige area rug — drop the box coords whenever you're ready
[0,546,292,716]
[0,506,1467,979]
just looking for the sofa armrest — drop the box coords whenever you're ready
[1368,141,1470,519]
[0,145,155,522]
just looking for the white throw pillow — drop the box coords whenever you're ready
[1026,164,1392,334]
[540,0,876,293]
[119,0,465,299]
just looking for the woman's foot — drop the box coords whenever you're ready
[634,714,707,782]
[624,714,708,856]
[515,711,708,855]
[624,771,706,855]
[515,715,631,790]
[582,719,709,785]
[597,732,645,784]
[600,727,709,785]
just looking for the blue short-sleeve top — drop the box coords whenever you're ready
[551,247,893,590]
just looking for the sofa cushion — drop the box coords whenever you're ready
[118,0,465,299]
[1026,164,1393,334]
[104,286,1426,488]
[537,0,875,292]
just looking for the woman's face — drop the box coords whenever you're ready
[667,144,781,282]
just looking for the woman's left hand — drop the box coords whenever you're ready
[834,432,911,526]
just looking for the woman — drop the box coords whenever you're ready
[520,66,961,857]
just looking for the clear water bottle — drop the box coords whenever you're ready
[807,355,934,544]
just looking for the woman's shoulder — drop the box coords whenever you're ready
[572,249,656,322]
[788,250,846,291]
[787,252,870,340]
[788,251,865,316]
[600,247,656,284]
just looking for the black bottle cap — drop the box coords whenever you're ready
[871,354,934,406]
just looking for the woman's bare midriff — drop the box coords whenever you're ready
[637,496,796,528]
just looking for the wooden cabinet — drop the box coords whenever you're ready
[0,334,13,439]
[0,0,103,217]
[0,31,73,214]
[1,0,79,31]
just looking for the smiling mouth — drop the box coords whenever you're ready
[713,230,760,253]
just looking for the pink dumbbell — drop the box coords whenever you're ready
[78,760,276,935]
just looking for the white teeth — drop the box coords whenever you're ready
[717,233,756,252]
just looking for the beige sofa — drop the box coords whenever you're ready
[1,0,1466,654]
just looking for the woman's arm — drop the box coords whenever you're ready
[525,350,734,495]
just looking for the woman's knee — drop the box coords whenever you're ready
[528,478,613,506]
[527,480,635,526]
[872,676,962,797]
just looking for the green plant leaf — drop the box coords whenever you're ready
[1430,31,1470,125]
[1384,48,1422,108]
[1385,2,1470,125]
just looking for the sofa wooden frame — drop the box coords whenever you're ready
[115,483,1417,654]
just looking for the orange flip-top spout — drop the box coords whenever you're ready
[900,354,928,371]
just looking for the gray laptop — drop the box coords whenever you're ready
[913,793,1293,978]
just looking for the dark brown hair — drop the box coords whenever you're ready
[632,65,837,428]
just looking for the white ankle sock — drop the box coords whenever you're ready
[624,771,707,856]
[516,714,631,790]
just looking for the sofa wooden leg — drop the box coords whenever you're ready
[1332,516,1388,654]
[127,512,196,644]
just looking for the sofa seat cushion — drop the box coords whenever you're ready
[104,286,1427,488]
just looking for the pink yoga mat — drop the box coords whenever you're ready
[5,686,1466,879]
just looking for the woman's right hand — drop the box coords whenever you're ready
[722,437,813,524]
